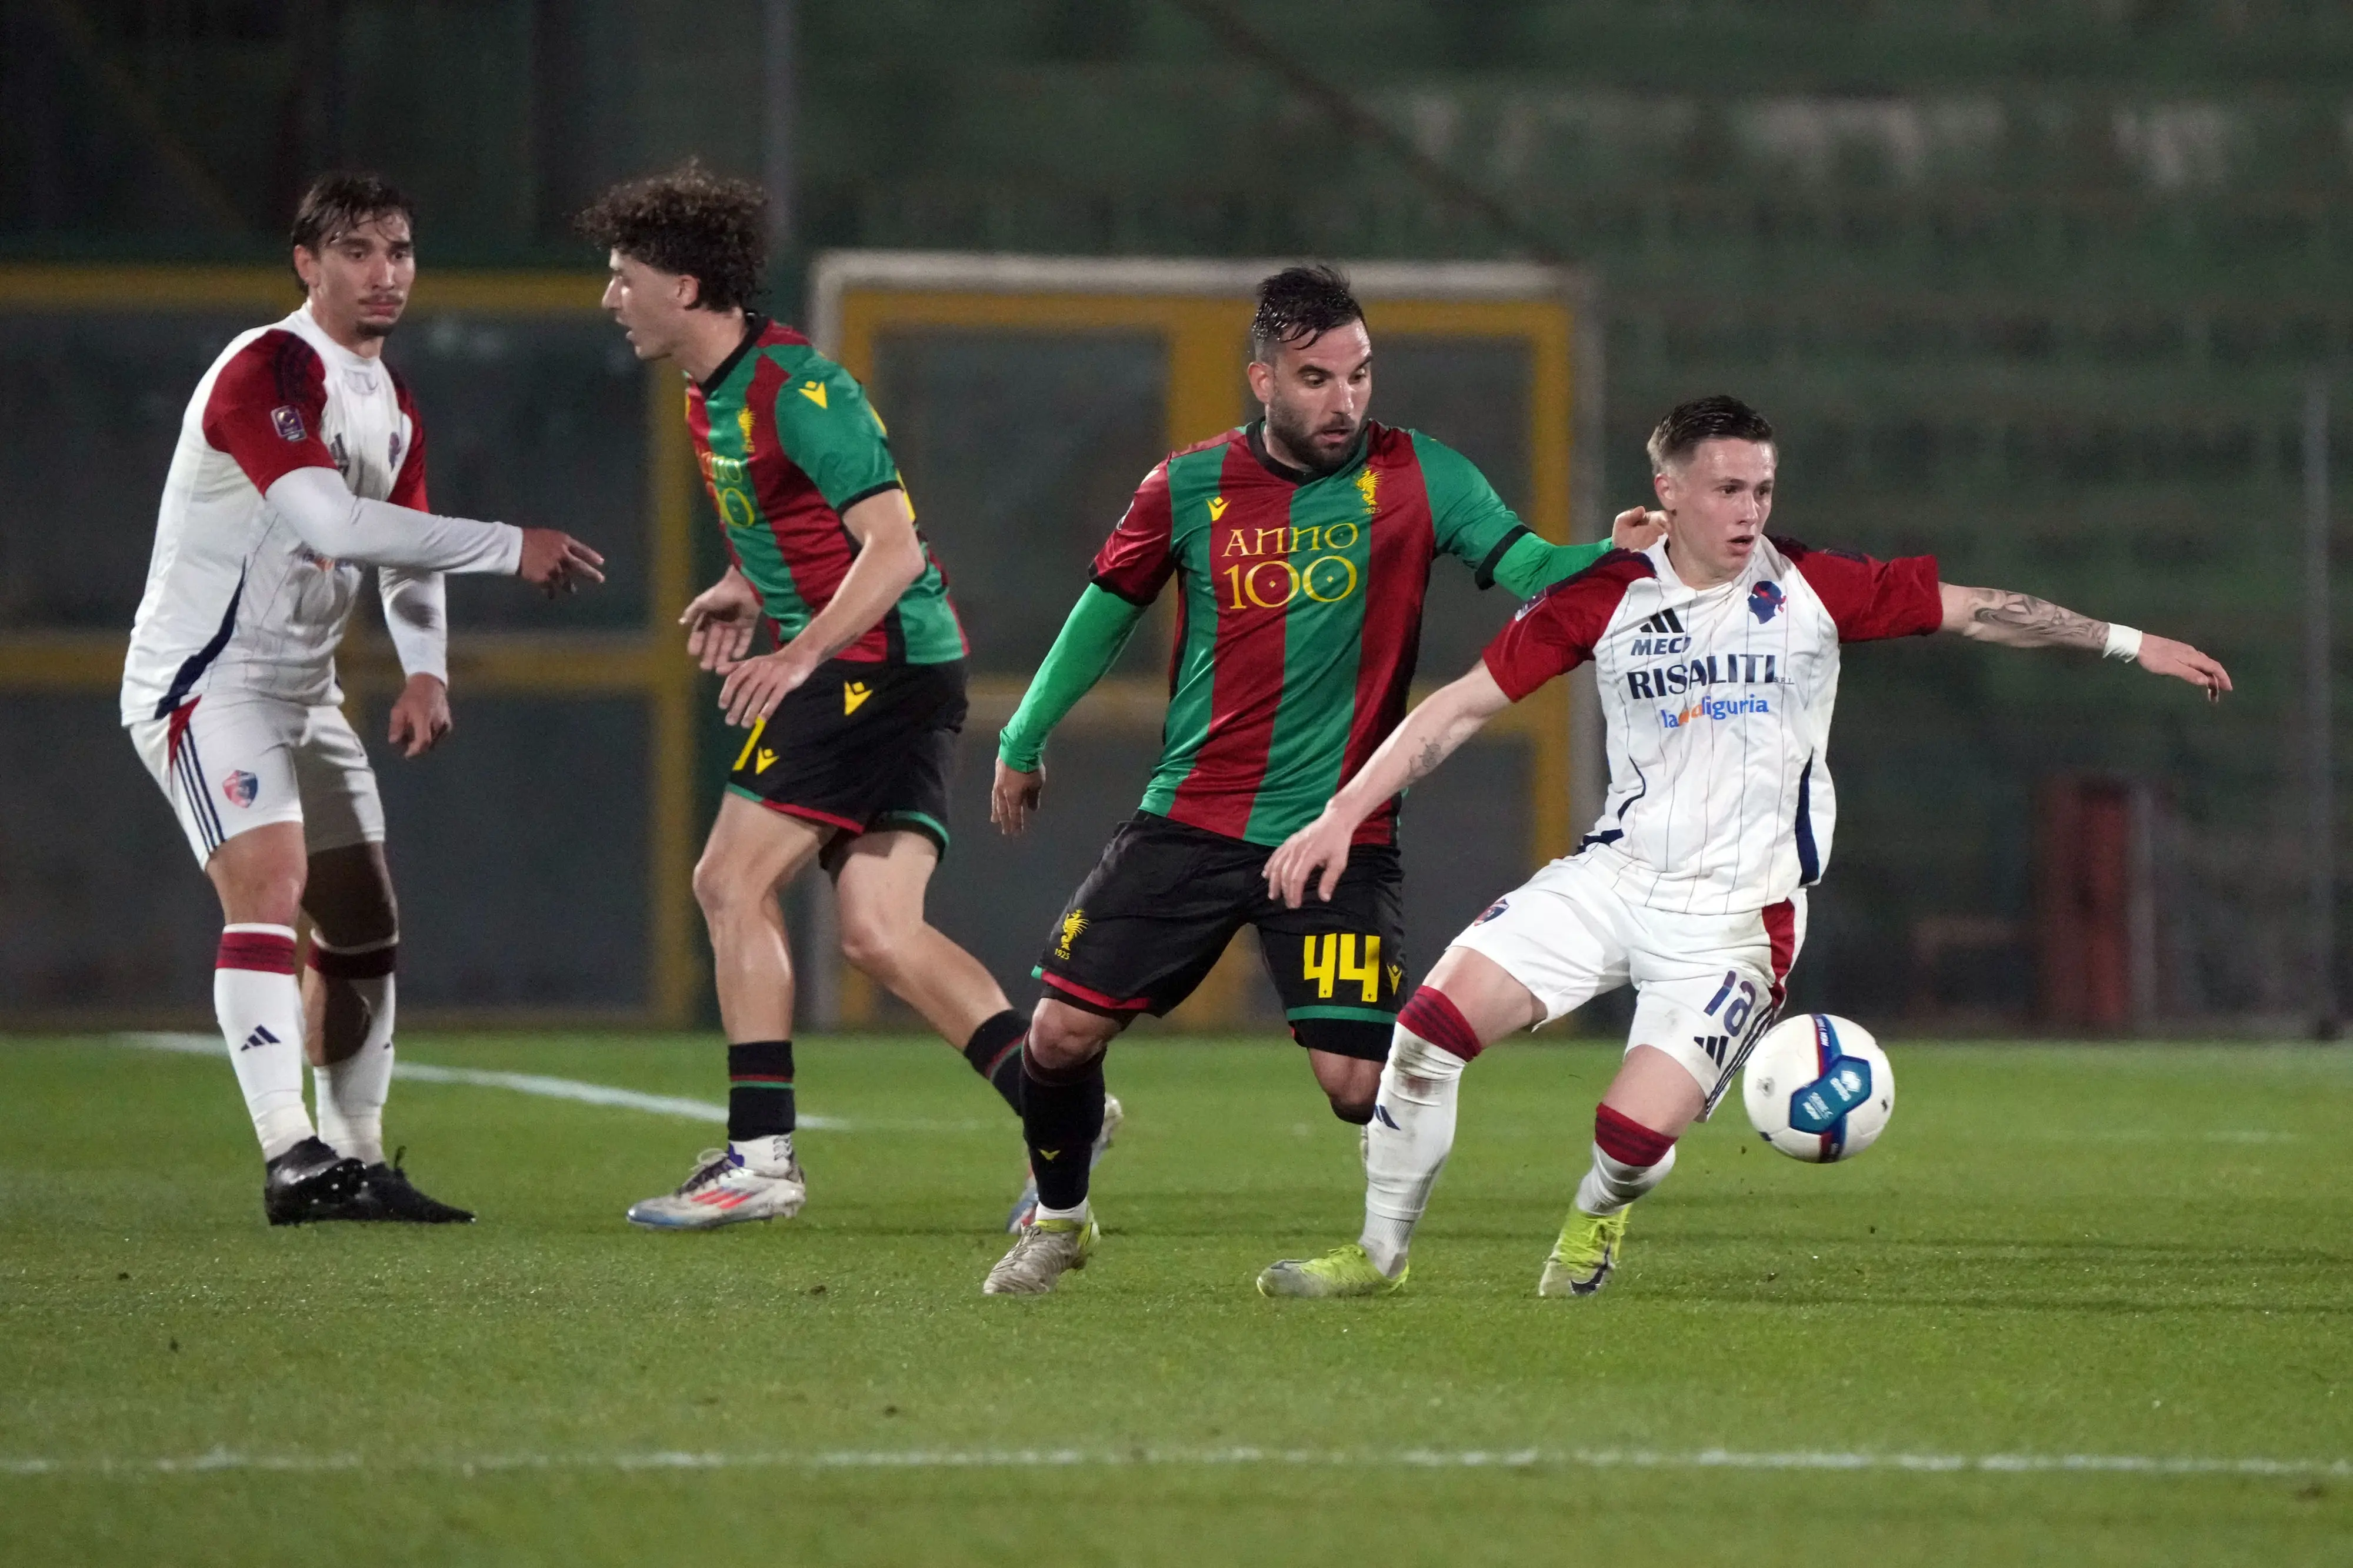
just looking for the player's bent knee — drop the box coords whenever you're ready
[207,832,309,927]
[1327,1094,1376,1125]
[835,914,914,977]
[1025,1000,1116,1072]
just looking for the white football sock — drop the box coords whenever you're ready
[214,924,313,1160]
[1359,1031,1467,1277]
[1573,1142,1678,1217]
[729,1133,795,1173]
[313,972,395,1166]
[1034,1199,1089,1225]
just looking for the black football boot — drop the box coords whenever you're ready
[314,1147,476,1223]
[262,1137,367,1226]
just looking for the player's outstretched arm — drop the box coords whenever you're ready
[1266,662,1516,909]
[718,488,925,726]
[1488,509,1664,598]
[266,468,602,592]
[679,565,762,672]
[992,585,1148,835]
[1938,583,2232,699]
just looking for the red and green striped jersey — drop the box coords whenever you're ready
[686,318,966,665]
[1091,420,1547,847]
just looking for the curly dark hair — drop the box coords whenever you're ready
[1646,395,1775,472]
[1249,264,1364,362]
[575,161,767,313]
[288,172,413,285]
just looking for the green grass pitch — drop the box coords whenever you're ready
[3,1033,2349,1566]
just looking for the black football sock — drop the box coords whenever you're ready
[961,1009,1028,1115]
[726,1040,796,1140]
[1021,1047,1105,1213]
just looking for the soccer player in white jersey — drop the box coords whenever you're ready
[1254,395,2232,1299]
[121,173,606,1225]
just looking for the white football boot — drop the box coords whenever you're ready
[1005,1095,1124,1232]
[625,1143,806,1230]
[982,1213,1098,1295]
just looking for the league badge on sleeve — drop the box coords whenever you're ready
[271,405,307,442]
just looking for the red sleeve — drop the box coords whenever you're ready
[1481,552,1651,701]
[1088,460,1176,605]
[1777,536,1942,642]
[198,331,338,494]
[386,369,428,511]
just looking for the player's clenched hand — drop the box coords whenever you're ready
[991,758,1045,836]
[718,646,819,727]
[2137,633,2234,702]
[680,570,762,671]
[1265,809,1354,910]
[516,528,606,597]
[387,674,452,758]
[1611,506,1667,552]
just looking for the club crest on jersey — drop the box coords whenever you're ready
[1748,581,1785,623]
[221,770,259,808]
[388,429,404,470]
[270,405,306,442]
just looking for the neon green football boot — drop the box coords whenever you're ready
[1256,1242,1408,1299]
[1538,1206,1628,1297]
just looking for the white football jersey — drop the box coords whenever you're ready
[1482,534,1942,916]
[121,304,426,723]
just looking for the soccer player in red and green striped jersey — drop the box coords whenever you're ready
[580,165,1042,1232]
[981,265,1659,1294]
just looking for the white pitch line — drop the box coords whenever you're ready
[106,1033,937,1133]
[3,1444,2347,1481]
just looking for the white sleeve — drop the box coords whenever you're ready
[266,466,523,576]
[379,568,449,685]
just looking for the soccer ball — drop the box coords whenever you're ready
[1741,1013,1894,1163]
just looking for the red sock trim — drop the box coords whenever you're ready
[308,942,397,980]
[1398,986,1484,1060]
[216,932,297,975]
[1595,1103,1676,1167]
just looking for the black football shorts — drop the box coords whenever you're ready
[1036,811,1406,1061]
[725,656,965,871]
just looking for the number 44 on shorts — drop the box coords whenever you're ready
[1304,933,1382,1002]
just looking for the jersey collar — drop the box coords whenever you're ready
[698,313,769,395]
[1243,418,1370,486]
[288,303,383,375]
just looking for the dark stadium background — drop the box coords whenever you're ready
[1,0,2344,1037]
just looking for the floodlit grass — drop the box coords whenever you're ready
[3,1033,2349,1565]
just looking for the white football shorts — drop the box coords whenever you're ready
[1447,853,1806,1115]
[128,695,385,866]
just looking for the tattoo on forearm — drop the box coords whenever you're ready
[1967,589,2105,651]
[1402,735,1447,788]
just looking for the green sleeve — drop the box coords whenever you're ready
[1414,431,1534,587]
[771,359,904,513]
[1488,533,1614,598]
[998,585,1148,770]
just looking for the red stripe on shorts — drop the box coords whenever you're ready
[1762,898,1797,1008]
